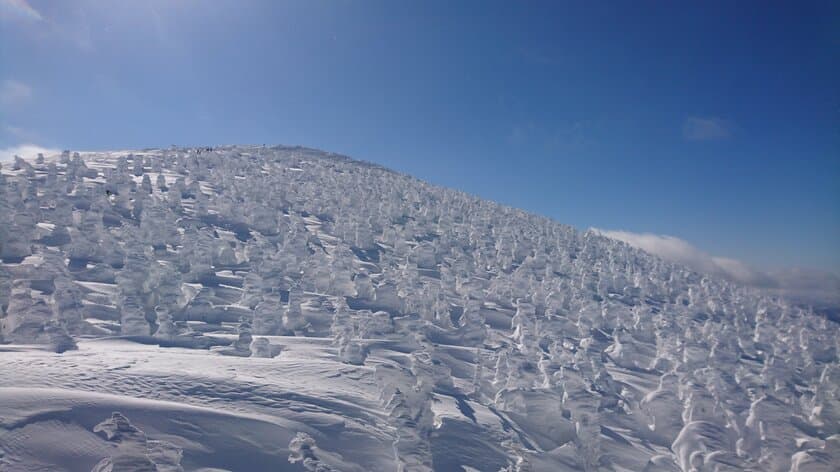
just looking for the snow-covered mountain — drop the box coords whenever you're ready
[0,146,837,471]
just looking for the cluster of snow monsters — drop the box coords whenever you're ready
[0,146,838,471]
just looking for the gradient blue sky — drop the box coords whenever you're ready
[1,1,838,273]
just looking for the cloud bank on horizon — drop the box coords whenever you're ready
[593,228,840,310]
[0,144,61,162]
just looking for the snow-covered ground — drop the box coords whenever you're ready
[0,146,838,471]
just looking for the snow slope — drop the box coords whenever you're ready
[0,146,838,471]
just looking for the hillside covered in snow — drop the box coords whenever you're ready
[0,146,838,471]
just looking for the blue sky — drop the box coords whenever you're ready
[1,0,838,274]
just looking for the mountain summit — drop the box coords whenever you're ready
[0,146,837,471]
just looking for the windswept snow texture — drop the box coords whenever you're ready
[0,146,838,472]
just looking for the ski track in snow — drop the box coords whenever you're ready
[0,146,838,471]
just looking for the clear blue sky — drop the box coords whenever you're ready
[1,1,838,273]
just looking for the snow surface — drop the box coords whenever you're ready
[0,146,838,471]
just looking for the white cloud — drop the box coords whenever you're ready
[0,0,42,22]
[591,228,747,279]
[0,79,32,106]
[0,144,61,162]
[682,116,732,141]
[764,268,840,310]
[591,228,839,309]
